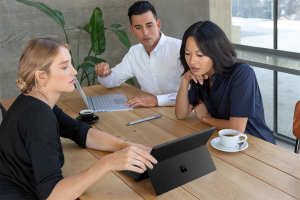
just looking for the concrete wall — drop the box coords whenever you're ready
[209,0,232,40]
[0,0,232,122]
[151,0,210,40]
[0,0,137,102]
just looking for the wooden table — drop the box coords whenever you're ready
[1,83,300,200]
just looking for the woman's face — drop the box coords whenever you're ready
[45,46,77,93]
[184,36,214,77]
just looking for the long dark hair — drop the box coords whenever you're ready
[180,20,238,105]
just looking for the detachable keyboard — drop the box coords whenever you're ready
[121,166,149,182]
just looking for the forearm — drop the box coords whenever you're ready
[85,128,149,152]
[201,116,230,130]
[48,159,108,200]
[86,128,123,152]
[202,116,247,133]
[98,73,119,88]
[175,81,192,119]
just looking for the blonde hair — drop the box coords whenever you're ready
[15,37,70,93]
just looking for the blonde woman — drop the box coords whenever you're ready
[0,38,157,200]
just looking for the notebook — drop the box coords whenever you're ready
[121,127,216,196]
[74,76,133,112]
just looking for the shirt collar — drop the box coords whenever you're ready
[212,73,225,82]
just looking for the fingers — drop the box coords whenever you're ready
[128,146,157,169]
[129,164,145,173]
[187,70,209,85]
[120,146,157,173]
[125,96,144,107]
[192,74,208,85]
[126,96,157,107]
[189,74,199,84]
[196,75,204,85]
[94,62,111,78]
[132,147,157,168]
[125,97,141,107]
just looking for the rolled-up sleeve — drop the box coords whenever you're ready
[98,49,134,88]
[53,105,91,148]
[156,93,178,106]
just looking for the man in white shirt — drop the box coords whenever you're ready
[94,1,182,107]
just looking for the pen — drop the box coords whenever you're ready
[126,114,162,126]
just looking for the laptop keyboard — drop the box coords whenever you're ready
[91,95,115,110]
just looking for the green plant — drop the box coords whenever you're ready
[16,0,134,86]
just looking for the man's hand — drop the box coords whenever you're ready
[125,96,158,107]
[94,62,112,78]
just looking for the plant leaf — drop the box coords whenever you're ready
[108,25,131,50]
[89,7,105,55]
[16,0,65,26]
[79,56,107,74]
[108,24,121,30]
[125,78,135,86]
[77,24,90,34]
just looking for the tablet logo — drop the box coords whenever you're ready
[179,165,187,173]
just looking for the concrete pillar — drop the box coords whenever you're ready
[209,0,232,41]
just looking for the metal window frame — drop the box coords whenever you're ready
[233,0,300,146]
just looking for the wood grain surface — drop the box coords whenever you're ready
[1,83,300,200]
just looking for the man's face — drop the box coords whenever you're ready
[130,11,161,51]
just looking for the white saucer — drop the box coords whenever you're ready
[211,137,248,152]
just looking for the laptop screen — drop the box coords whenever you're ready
[74,76,89,108]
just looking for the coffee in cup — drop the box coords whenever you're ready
[218,129,247,148]
[79,109,94,122]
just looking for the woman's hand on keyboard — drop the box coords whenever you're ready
[99,146,158,173]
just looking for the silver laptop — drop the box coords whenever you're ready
[74,77,133,112]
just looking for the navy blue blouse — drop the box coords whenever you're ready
[188,64,276,144]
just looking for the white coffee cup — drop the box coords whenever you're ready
[218,129,247,148]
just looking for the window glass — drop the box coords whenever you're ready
[232,0,274,48]
[277,0,300,53]
[252,67,274,132]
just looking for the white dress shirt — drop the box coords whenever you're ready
[98,32,183,106]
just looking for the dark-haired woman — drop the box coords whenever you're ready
[175,20,275,144]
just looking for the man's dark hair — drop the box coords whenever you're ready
[128,1,157,25]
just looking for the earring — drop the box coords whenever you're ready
[44,85,46,87]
